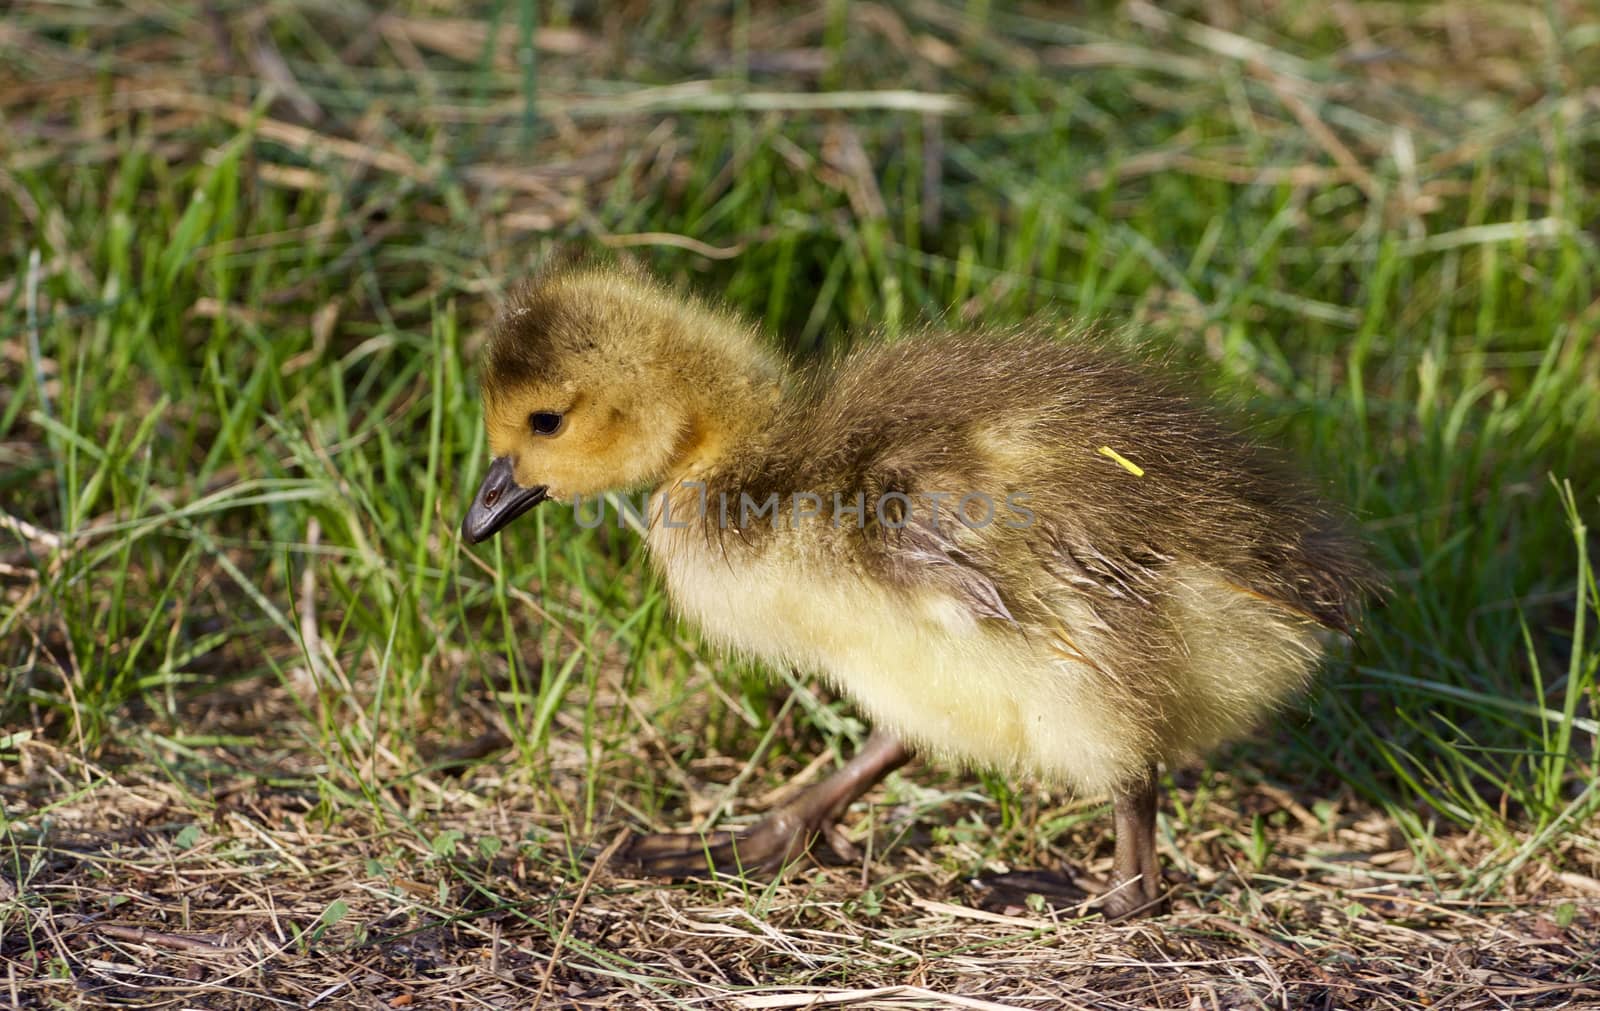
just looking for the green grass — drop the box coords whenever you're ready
[3,0,1598,907]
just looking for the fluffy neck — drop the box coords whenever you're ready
[667,335,787,483]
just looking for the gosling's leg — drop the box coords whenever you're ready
[972,771,1167,919]
[1101,767,1166,920]
[624,731,912,879]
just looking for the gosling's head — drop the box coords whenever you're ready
[462,267,778,543]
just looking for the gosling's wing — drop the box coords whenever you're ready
[879,514,1018,626]
[1032,522,1170,608]
[874,511,1176,688]
[868,482,1174,632]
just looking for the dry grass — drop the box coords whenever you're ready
[4,722,1598,1009]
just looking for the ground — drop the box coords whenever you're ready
[6,720,1599,1008]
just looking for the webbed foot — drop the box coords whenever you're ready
[621,732,912,879]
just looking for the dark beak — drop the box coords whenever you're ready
[462,456,548,543]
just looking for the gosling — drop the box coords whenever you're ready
[462,265,1376,919]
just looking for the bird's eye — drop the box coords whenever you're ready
[529,411,565,436]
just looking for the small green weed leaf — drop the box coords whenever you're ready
[431,830,464,857]
[858,887,882,917]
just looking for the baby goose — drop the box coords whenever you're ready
[463,264,1376,919]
